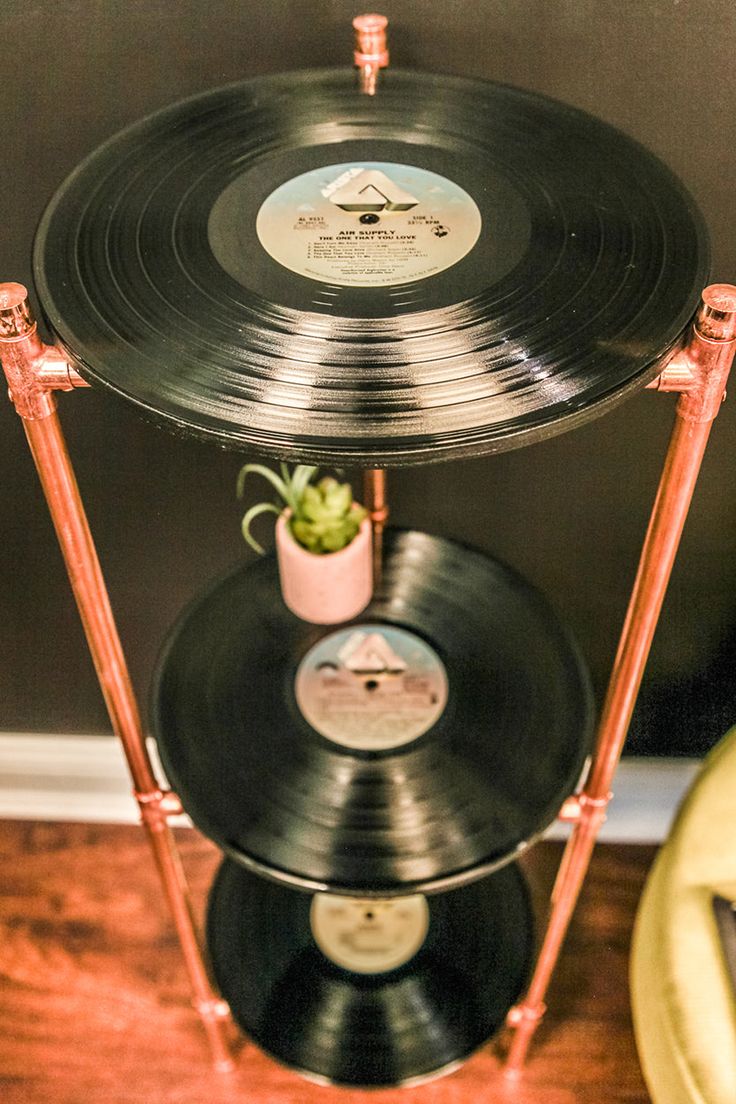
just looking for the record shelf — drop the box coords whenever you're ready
[2,11,736,1090]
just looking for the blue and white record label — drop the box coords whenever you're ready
[256,162,482,287]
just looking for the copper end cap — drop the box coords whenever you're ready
[353,13,388,33]
[353,12,389,65]
[0,282,36,340]
[697,283,736,341]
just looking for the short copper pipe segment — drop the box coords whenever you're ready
[141,803,235,1072]
[353,12,389,95]
[36,345,89,392]
[364,468,388,583]
[645,351,696,392]
[505,284,736,1073]
[0,284,234,1070]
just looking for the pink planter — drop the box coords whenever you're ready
[275,510,373,624]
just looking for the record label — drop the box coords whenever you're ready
[294,624,448,750]
[254,162,482,286]
[309,894,430,974]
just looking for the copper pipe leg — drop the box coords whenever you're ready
[0,285,235,1069]
[504,285,736,1072]
[505,803,605,1073]
[137,791,235,1072]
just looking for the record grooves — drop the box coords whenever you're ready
[33,69,708,464]
[206,858,533,1087]
[152,529,594,894]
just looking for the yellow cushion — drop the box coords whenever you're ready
[631,729,736,1104]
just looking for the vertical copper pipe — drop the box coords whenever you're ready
[23,412,158,791]
[363,468,388,582]
[354,17,390,582]
[0,284,234,1070]
[22,411,234,1072]
[505,284,736,1073]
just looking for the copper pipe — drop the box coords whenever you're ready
[505,284,736,1073]
[23,414,235,1071]
[363,468,388,584]
[354,18,390,585]
[353,13,388,95]
[21,412,160,790]
[0,284,234,1070]
[136,789,234,1071]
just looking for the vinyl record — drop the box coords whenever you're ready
[153,530,594,893]
[206,857,533,1087]
[33,69,707,465]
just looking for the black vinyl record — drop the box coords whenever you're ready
[206,857,533,1088]
[153,530,593,894]
[33,69,708,465]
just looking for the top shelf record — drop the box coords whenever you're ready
[33,69,708,466]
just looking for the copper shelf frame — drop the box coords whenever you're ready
[2,11,736,1081]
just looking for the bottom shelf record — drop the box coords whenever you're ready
[206,859,534,1088]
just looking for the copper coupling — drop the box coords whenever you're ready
[135,788,184,832]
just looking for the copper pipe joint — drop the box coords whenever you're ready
[645,352,696,392]
[676,283,736,424]
[353,13,388,95]
[36,346,89,392]
[0,281,89,418]
[506,1001,546,1027]
[558,790,611,823]
[194,997,232,1021]
[135,788,184,831]
[646,286,736,392]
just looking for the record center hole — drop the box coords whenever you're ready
[364,911,374,921]
[360,213,380,224]
[365,679,379,692]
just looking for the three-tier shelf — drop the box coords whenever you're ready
[2,12,735,1088]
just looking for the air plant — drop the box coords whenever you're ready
[237,463,367,554]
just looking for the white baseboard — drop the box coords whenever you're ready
[0,732,190,828]
[0,732,701,843]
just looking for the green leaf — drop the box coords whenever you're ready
[236,463,290,504]
[240,501,281,554]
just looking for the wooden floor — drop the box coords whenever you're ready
[0,821,653,1104]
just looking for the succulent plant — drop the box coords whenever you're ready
[237,463,367,555]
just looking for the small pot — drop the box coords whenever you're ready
[276,510,373,624]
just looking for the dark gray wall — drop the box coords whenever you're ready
[2,1,735,753]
